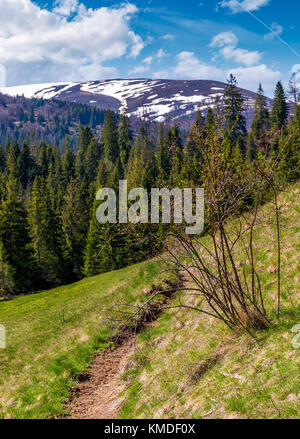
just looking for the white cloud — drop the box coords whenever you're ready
[53,0,79,16]
[160,34,175,41]
[0,0,143,85]
[153,51,281,96]
[143,57,153,65]
[221,46,261,66]
[292,64,300,74]
[264,22,283,40]
[156,48,168,59]
[174,52,224,79]
[220,0,270,13]
[153,52,223,81]
[0,64,5,87]
[228,64,282,95]
[129,65,150,75]
[291,64,300,86]
[210,31,261,67]
[210,31,238,48]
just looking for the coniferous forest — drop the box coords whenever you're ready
[0,76,299,296]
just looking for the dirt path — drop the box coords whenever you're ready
[68,337,137,419]
[67,276,185,419]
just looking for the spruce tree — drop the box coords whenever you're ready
[85,138,102,184]
[0,176,35,294]
[118,112,133,175]
[248,84,270,160]
[102,109,119,163]
[37,142,48,178]
[223,74,247,147]
[83,202,114,277]
[295,105,300,128]
[168,123,184,187]
[61,146,75,189]
[6,140,19,177]
[28,177,63,286]
[271,81,288,131]
[0,146,5,173]
[155,123,171,186]
[17,141,35,188]
[61,179,88,280]
[126,127,156,190]
[251,84,270,138]
[184,111,205,185]
[75,126,94,181]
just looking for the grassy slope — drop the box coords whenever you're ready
[119,182,300,419]
[0,259,165,419]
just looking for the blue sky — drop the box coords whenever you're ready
[0,0,299,95]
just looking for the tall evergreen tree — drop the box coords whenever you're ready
[126,127,156,190]
[61,179,88,280]
[184,111,205,185]
[223,74,247,147]
[6,140,19,177]
[61,146,75,189]
[168,124,184,187]
[17,141,36,188]
[85,137,102,184]
[0,146,6,173]
[0,176,35,294]
[155,123,171,186]
[75,126,94,181]
[118,112,133,175]
[37,142,48,178]
[251,84,270,138]
[102,109,119,163]
[271,81,288,131]
[28,177,63,286]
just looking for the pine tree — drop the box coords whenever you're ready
[295,105,300,128]
[17,141,36,188]
[0,146,5,173]
[0,176,35,294]
[28,177,63,286]
[83,202,114,277]
[184,111,205,185]
[37,142,48,178]
[30,106,35,124]
[155,123,171,186]
[118,112,133,175]
[85,137,102,184]
[75,126,94,181]
[223,74,247,147]
[248,84,270,160]
[169,124,184,187]
[6,140,19,177]
[61,179,89,280]
[271,81,288,131]
[126,127,156,190]
[102,109,119,163]
[206,107,216,132]
[251,84,270,138]
[61,146,75,189]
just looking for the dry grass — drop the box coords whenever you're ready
[119,182,300,419]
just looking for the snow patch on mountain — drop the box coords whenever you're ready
[0,78,277,127]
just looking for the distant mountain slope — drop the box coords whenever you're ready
[0,92,107,148]
[1,79,276,128]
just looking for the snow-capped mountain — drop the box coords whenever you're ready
[0,79,274,127]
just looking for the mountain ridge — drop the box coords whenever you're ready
[0,78,277,128]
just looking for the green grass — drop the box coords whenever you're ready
[0,182,299,420]
[118,182,300,419]
[0,259,165,419]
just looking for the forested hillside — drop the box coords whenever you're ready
[0,76,299,298]
[0,92,107,148]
